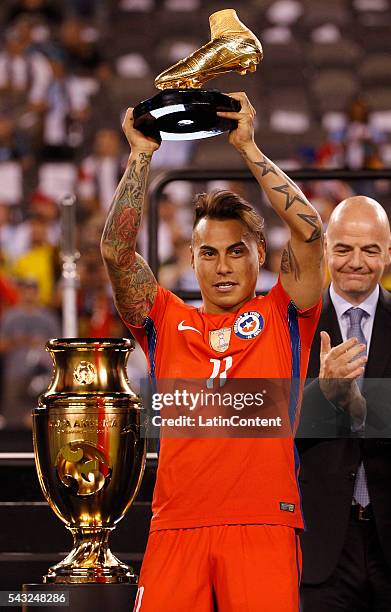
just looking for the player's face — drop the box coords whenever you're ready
[326,213,391,303]
[191,218,265,314]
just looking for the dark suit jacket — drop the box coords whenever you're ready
[296,286,391,584]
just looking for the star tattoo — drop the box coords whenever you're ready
[297,213,322,243]
[272,183,308,211]
[254,156,278,177]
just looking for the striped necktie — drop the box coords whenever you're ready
[345,307,370,508]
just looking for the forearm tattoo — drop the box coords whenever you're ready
[102,152,151,248]
[280,242,301,280]
[101,152,157,325]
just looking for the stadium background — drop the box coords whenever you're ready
[0,0,391,593]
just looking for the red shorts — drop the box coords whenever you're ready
[133,524,302,612]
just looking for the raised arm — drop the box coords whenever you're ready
[101,109,160,326]
[217,92,324,309]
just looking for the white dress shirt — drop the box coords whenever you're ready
[329,283,379,433]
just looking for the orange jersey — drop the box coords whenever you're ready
[128,279,321,532]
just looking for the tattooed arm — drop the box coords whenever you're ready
[101,108,160,326]
[217,92,324,309]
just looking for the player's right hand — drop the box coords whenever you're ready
[122,108,161,154]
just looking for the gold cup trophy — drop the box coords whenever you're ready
[32,338,146,584]
[133,8,263,140]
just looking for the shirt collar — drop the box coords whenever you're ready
[329,283,379,321]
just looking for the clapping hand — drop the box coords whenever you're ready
[319,331,367,422]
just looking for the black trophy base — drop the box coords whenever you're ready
[133,89,241,141]
[22,583,138,612]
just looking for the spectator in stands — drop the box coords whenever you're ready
[39,50,91,161]
[60,18,102,76]
[0,276,60,429]
[0,16,52,120]
[322,97,386,172]
[29,190,60,244]
[158,192,187,264]
[307,180,354,222]
[74,210,126,337]
[0,112,33,168]
[0,270,19,319]
[256,225,289,293]
[83,60,132,150]
[0,113,27,211]
[78,128,125,212]
[344,98,385,170]
[0,204,18,265]
[81,212,107,251]
[0,267,19,431]
[5,190,60,262]
[159,236,197,291]
[78,249,125,338]
[67,0,103,20]
[5,0,63,27]
[12,216,59,305]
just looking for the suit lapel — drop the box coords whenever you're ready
[365,288,391,378]
[307,288,343,378]
[322,289,343,345]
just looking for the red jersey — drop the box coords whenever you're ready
[128,279,321,531]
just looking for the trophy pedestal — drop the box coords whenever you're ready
[133,89,241,141]
[22,583,138,612]
[43,527,136,584]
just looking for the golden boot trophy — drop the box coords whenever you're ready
[32,338,146,585]
[133,8,263,140]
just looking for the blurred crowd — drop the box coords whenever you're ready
[0,0,391,429]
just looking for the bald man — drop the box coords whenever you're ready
[297,196,391,611]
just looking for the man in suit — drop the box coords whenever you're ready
[298,195,391,611]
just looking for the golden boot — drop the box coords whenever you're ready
[155,9,263,90]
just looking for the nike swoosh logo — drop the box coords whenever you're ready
[178,320,201,334]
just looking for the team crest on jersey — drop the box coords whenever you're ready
[234,311,264,340]
[209,327,231,353]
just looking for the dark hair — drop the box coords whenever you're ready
[192,190,266,247]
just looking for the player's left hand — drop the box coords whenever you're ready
[216,92,256,152]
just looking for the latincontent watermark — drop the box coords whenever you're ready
[151,413,283,429]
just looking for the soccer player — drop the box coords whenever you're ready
[101,92,324,611]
